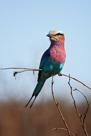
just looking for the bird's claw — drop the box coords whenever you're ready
[58,72,62,76]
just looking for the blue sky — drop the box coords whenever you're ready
[0,0,91,103]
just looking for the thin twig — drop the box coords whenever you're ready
[0,67,91,90]
[68,76,80,117]
[73,88,89,133]
[52,128,75,136]
[0,67,42,71]
[59,73,91,90]
[51,77,72,136]
[0,67,90,135]
[68,75,89,136]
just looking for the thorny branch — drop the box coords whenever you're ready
[68,75,89,136]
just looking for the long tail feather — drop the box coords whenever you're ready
[25,79,46,108]
[25,96,36,108]
[25,96,33,107]
[30,97,36,108]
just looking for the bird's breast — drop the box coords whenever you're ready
[50,45,66,64]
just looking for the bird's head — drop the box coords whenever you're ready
[46,30,65,43]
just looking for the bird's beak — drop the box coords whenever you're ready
[46,33,53,38]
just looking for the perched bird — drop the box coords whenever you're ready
[25,30,66,108]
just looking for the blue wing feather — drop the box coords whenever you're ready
[38,49,50,81]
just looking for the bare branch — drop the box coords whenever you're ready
[59,72,91,90]
[52,128,75,136]
[51,77,73,136]
[0,67,90,135]
[0,67,91,90]
[73,88,89,132]
[68,75,89,136]
[0,67,42,71]
[68,76,81,117]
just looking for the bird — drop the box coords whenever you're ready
[25,30,66,108]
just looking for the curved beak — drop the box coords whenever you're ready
[46,33,53,38]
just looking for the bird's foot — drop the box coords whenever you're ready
[58,72,63,76]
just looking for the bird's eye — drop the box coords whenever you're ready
[55,33,64,36]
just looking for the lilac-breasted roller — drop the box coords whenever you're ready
[25,30,66,108]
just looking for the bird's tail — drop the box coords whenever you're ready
[25,79,46,108]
